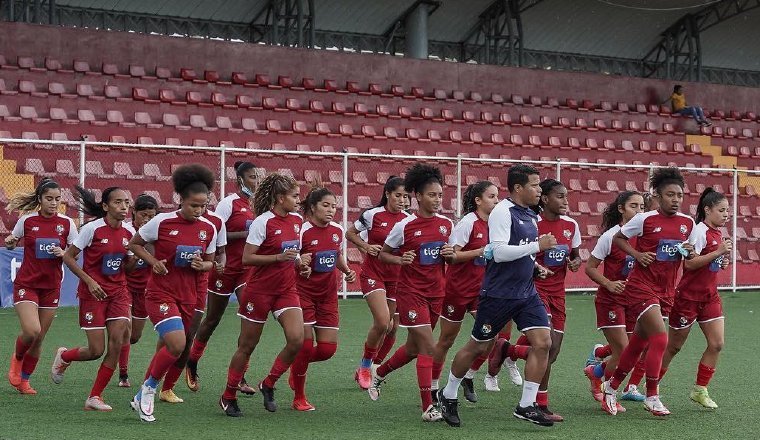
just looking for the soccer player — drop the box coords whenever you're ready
[583,191,644,408]
[601,167,696,417]
[219,173,311,417]
[52,186,132,411]
[188,161,260,394]
[127,165,219,422]
[5,178,77,394]
[119,194,159,387]
[346,176,409,389]
[438,164,557,428]
[367,163,453,423]
[289,184,356,411]
[431,181,499,403]
[660,188,731,408]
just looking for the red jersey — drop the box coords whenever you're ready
[298,221,344,297]
[620,210,696,296]
[73,218,133,297]
[385,213,453,298]
[215,193,254,270]
[535,215,582,297]
[591,224,637,301]
[675,222,724,301]
[245,210,303,295]
[139,211,217,305]
[354,207,409,282]
[12,212,78,290]
[445,212,488,298]
[198,209,227,295]
[124,221,151,293]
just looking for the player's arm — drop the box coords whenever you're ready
[128,233,167,275]
[567,247,582,272]
[684,234,731,271]
[614,213,654,266]
[62,244,107,300]
[449,245,484,264]
[585,256,625,294]
[242,244,298,266]
[337,251,357,283]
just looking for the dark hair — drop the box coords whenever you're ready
[358,175,405,228]
[74,186,123,219]
[301,183,335,218]
[133,193,159,212]
[601,191,641,231]
[507,164,539,193]
[650,167,684,194]
[695,188,727,224]
[6,178,60,213]
[462,181,496,215]
[253,172,298,216]
[673,85,682,93]
[404,163,442,194]
[172,164,215,198]
[642,192,656,210]
[533,178,564,213]
[234,161,257,180]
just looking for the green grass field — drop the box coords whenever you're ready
[1,293,758,440]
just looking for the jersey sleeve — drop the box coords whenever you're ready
[11,215,27,238]
[205,225,217,255]
[620,213,645,238]
[353,209,373,233]
[66,217,79,245]
[591,230,613,261]
[449,215,474,248]
[690,224,708,254]
[216,222,227,248]
[489,205,540,263]
[246,216,267,246]
[214,196,234,222]
[384,221,405,249]
[72,221,96,250]
[138,215,161,243]
[571,219,582,248]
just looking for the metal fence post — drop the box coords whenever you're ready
[219,143,226,200]
[79,137,86,225]
[456,155,462,219]
[556,158,561,180]
[732,167,738,292]
[341,151,349,299]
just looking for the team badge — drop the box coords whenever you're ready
[680,225,688,235]
[563,229,572,239]
[608,311,617,321]
[332,234,340,243]
[311,240,319,246]
[122,237,129,247]
[408,310,417,321]
[481,324,492,335]
[680,316,688,326]
[246,302,254,312]
[159,303,169,315]
[368,278,376,287]
[55,224,64,235]
[446,305,455,316]
[216,280,224,289]
[294,224,300,234]
[199,230,207,240]
[18,289,25,298]
[85,312,94,322]
[439,225,448,235]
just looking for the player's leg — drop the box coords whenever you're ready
[85,318,129,411]
[537,328,564,421]
[120,316,146,387]
[585,327,626,402]
[432,314,463,398]
[357,289,390,388]
[374,295,399,365]
[10,302,42,388]
[160,310,204,403]
[188,289,231,389]
[407,324,441,422]
[259,306,305,412]
[220,319,264,417]
[691,317,724,408]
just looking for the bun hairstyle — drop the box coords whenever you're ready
[133,193,159,212]
[403,163,443,194]
[532,178,564,214]
[695,187,727,224]
[172,164,215,199]
[358,175,405,228]
[252,172,299,216]
[601,191,640,231]
[650,167,684,195]
[74,185,123,219]
[462,181,495,215]
[6,178,61,213]
[301,177,335,218]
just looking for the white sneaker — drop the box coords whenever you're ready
[484,374,500,392]
[368,369,385,401]
[84,396,113,411]
[131,397,155,422]
[51,347,70,384]
[503,358,523,386]
[644,395,671,416]
[421,404,443,422]
[133,382,157,422]
[601,381,618,415]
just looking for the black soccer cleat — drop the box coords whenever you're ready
[219,397,242,417]
[438,390,461,427]
[259,382,277,412]
[461,378,478,403]
[513,403,555,427]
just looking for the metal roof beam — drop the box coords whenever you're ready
[380,0,440,55]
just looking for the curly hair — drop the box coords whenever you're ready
[253,172,299,216]
[172,164,215,199]
[6,178,60,213]
[462,181,496,215]
[650,167,684,194]
[404,163,442,194]
[695,187,727,224]
[601,191,640,231]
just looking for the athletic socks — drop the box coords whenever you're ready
[696,363,716,387]
[595,344,613,359]
[464,368,477,380]
[61,347,82,363]
[223,367,244,400]
[508,344,530,361]
[374,335,396,365]
[470,352,488,371]
[263,355,291,388]
[90,364,115,398]
[432,360,444,382]
[118,344,130,377]
[627,355,646,389]
[610,333,649,390]
[519,380,540,408]
[20,355,39,380]
[643,332,667,397]
[377,346,414,378]
[442,371,462,400]
[516,335,530,346]
[14,337,31,361]
[361,343,378,369]
[149,347,180,383]
[416,354,433,411]
[188,340,207,364]
[536,390,549,407]
[291,339,314,400]
[161,365,183,392]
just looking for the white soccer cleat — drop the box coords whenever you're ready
[84,396,113,411]
[131,397,155,422]
[601,381,618,415]
[421,404,443,422]
[132,382,157,422]
[368,369,385,401]
[484,374,501,392]
[644,395,671,416]
[503,358,523,386]
[51,347,70,385]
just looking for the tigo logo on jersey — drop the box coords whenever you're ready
[175,245,203,267]
[199,230,207,241]
[246,302,254,312]
[169,230,179,236]
[680,224,688,236]
[656,239,682,261]
[315,250,337,273]
[332,234,340,243]
[101,253,125,275]
[85,312,94,322]
[407,310,417,321]
[280,240,300,253]
[419,241,445,265]
[35,238,60,259]
[56,224,64,235]
[544,245,569,267]
[159,303,169,315]
[710,255,723,272]
[439,225,448,235]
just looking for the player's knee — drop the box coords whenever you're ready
[708,339,724,353]
[167,341,186,358]
[23,327,42,342]
[438,334,456,350]
[130,334,141,345]
[532,336,552,355]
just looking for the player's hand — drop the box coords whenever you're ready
[605,280,626,294]
[535,264,554,279]
[214,261,224,274]
[719,238,733,255]
[298,264,312,279]
[538,233,557,251]
[299,253,312,267]
[680,242,696,259]
[567,256,582,272]
[720,257,730,270]
[4,235,18,250]
[87,280,107,300]
[635,251,656,267]
[364,244,382,257]
[190,254,207,271]
[278,249,300,262]
[152,259,168,275]
[440,244,455,259]
[51,246,65,258]
[344,269,357,283]
[400,250,415,265]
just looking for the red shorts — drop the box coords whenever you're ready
[300,292,339,329]
[539,294,566,333]
[237,289,301,324]
[130,288,148,320]
[397,291,443,328]
[669,295,723,330]
[624,285,672,325]
[360,274,398,301]
[78,290,132,330]
[208,267,251,296]
[145,290,195,332]
[440,292,479,323]
[195,272,209,313]
[594,293,635,332]
[13,285,59,308]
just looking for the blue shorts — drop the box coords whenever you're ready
[471,294,550,341]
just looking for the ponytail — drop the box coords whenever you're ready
[6,178,60,213]
[462,181,495,215]
[695,188,726,224]
[601,191,640,231]
[74,186,122,219]
[359,175,404,228]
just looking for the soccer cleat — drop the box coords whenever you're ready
[51,347,70,385]
[539,406,564,422]
[292,397,316,411]
[504,358,523,386]
[368,369,385,401]
[616,402,626,413]
[259,382,277,412]
[219,396,242,417]
[484,374,500,392]
[421,404,443,422]
[438,390,460,427]
[461,377,478,403]
[621,384,646,402]
[586,343,605,367]
[84,396,113,411]
[584,364,603,402]
[159,389,184,403]
[137,382,156,417]
[8,355,22,387]
[644,395,671,416]
[185,361,199,392]
[601,381,618,415]
[355,367,372,390]
[118,375,131,388]
[131,397,156,423]
[513,403,554,426]
[15,380,37,395]
[238,377,256,395]
[690,385,718,409]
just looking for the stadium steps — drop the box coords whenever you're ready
[686,134,757,188]
[0,145,35,197]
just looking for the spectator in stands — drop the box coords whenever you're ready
[669,85,712,127]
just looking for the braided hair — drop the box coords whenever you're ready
[462,181,496,215]
[6,178,61,213]
[601,191,640,231]
[253,173,299,216]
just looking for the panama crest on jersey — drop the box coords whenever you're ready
[159,303,169,315]
[85,312,94,322]
[608,311,617,321]
[446,305,455,316]
[215,279,223,289]
[481,324,492,335]
[56,224,64,235]
[367,278,376,287]
[563,229,572,239]
[332,233,340,243]
[122,237,129,248]
[408,310,417,322]
[246,302,254,313]
[18,289,25,298]
[439,225,448,235]
[680,224,688,236]
[199,230,207,240]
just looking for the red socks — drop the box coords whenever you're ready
[516,335,530,346]
[20,355,39,380]
[470,352,488,372]
[610,332,649,390]
[508,344,530,361]
[118,344,130,377]
[149,347,180,381]
[291,339,314,399]
[161,365,183,392]
[627,355,646,388]
[189,340,207,364]
[595,344,613,359]
[263,356,291,388]
[223,367,244,400]
[362,342,378,363]
[416,354,433,411]
[536,390,549,407]
[89,364,115,398]
[498,329,512,341]
[15,337,31,361]
[696,363,716,387]
[374,335,396,364]
[309,342,337,363]
[377,345,414,378]
[644,332,668,397]
[61,347,81,363]
[432,360,444,382]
